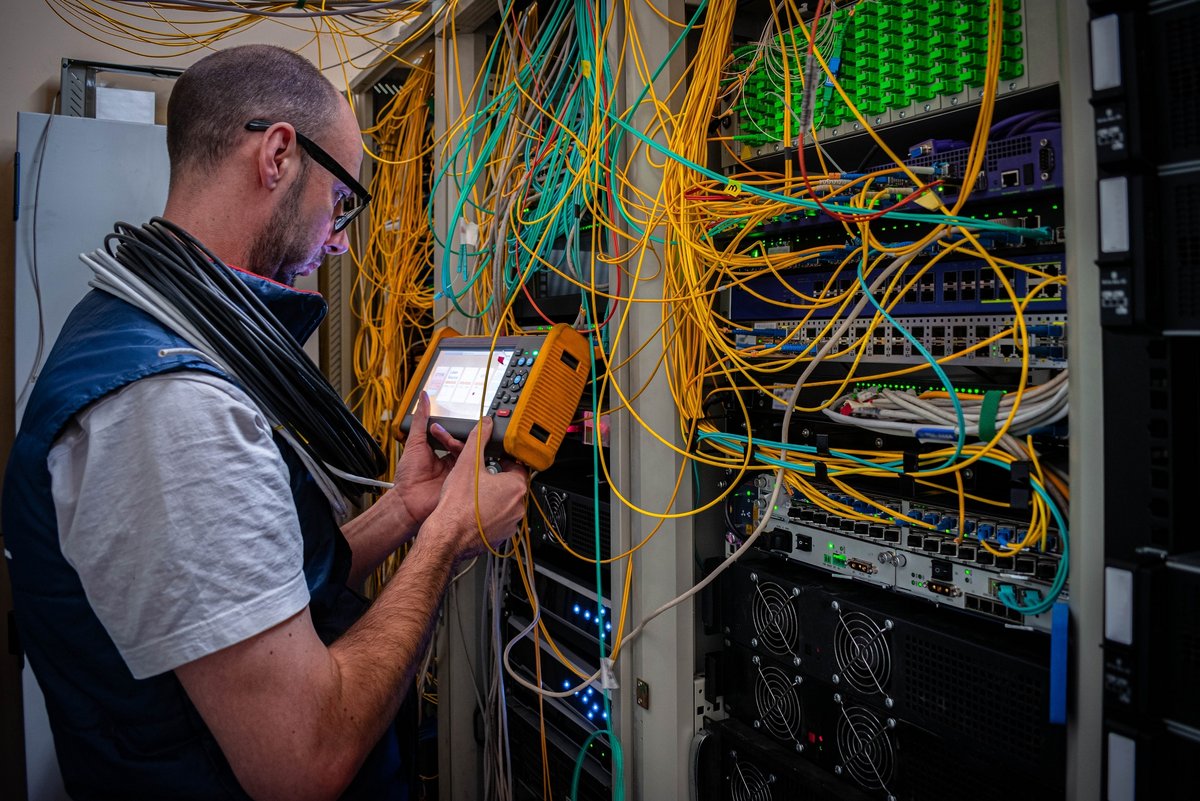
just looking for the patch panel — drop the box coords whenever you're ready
[728,253,1066,321]
[726,0,1047,151]
[736,312,1067,369]
[718,181,1064,250]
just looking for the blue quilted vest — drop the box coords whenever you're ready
[2,270,402,799]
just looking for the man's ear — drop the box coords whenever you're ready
[255,122,299,192]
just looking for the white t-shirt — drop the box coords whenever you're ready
[47,372,311,680]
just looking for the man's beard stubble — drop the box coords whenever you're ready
[244,171,318,286]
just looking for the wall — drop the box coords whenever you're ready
[0,5,375,798]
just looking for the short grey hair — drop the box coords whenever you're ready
[166,44,342,184]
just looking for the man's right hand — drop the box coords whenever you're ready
[424,416,528,559]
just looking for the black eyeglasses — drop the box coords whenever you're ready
[245,119,372,233]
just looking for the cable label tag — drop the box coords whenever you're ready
[915,427,956,443]
[458,219,479,246]
[599,657,619,690]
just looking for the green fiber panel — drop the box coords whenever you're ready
[727,0,1027,148]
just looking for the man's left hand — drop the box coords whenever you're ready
[391,391,464,531]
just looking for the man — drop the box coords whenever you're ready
[2,45,527,799]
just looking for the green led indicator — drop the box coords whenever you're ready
[828,542,835,550]
[965,569,972,576]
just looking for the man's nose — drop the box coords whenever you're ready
[324,226,349,256]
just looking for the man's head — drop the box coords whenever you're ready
[165,45,366,285]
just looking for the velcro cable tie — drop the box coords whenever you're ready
[978,390,1004,441]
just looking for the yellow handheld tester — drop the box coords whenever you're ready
[396,324,591,472]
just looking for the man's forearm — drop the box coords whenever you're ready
[176,516,466,801]
[325,532,456,763]
[340,495,418,586]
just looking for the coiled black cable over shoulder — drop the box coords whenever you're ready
[102,218,387,500]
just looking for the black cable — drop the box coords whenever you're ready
[103,218,387,499]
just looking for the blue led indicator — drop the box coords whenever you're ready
[573,604,581,614]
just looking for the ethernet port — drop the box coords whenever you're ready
[1001,169,1020,188]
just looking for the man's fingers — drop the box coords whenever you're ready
[406,391,432,446]
[429,422,465,455]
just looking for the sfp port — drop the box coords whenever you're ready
[884,528,902,543]
[939,542,959,557]
[1015,556,1037,575]
[907,534,924,549]
[957,544,977,561]
[923,537,941,552]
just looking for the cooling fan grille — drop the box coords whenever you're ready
[729,757,773,801]
[836,704,897,792]
[834,609,892,696]
[753,664,804,744]
[751,580,801,656]
[538,488,569,537]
